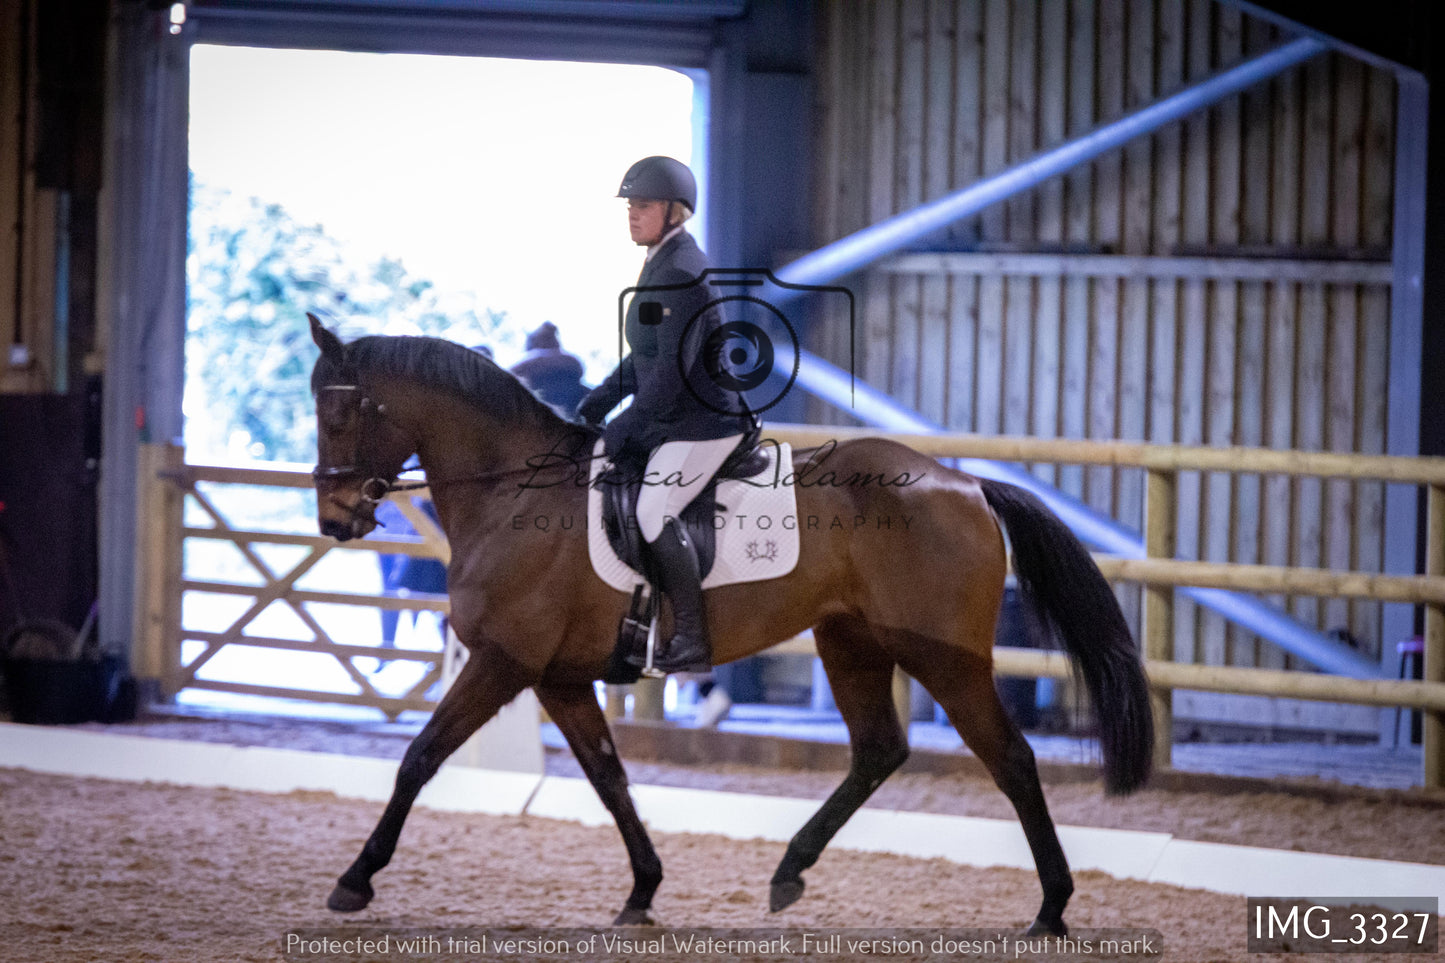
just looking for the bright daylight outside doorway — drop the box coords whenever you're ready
[181,45,700,715]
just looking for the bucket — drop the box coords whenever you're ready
[2,654,131,724]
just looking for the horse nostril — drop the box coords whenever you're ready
[320,518,352,542]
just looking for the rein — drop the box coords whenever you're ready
[313,381,606,512]
[411,439,611,495]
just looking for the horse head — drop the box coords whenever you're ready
[308,313,418,541]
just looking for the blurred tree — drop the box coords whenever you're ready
[185,179,506,462]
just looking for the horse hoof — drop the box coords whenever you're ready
[327,883,374,913]
[613,906,655,926]
[769,877,805,913]
[1025,916,1067,937]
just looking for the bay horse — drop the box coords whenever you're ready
[306,315,1152,936]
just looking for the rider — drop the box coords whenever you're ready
[577,156,750,675]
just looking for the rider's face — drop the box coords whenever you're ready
[627,198,668,246]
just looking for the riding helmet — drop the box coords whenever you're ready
[616,156,697,211]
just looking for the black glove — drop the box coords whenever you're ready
[577,387,614,426]
[603,408,649,461]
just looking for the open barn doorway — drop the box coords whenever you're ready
[178,44,704,716]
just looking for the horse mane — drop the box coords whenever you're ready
[313,334,571,432]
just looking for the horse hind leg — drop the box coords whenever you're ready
[770,616,909,913]
[901,639,1073,936]
[537,682,663,926]
[328,645,534,913]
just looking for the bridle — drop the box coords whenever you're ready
[311,383,426,523]
[312,380,611,521]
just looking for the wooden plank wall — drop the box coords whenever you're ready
[0,0,57,396]
[806,0,1397,671]
[0,0,21,384]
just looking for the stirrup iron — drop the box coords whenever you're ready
[640,597,665,679]
[620,582,664,677]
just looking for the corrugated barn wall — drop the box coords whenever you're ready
[806,0,1397,689]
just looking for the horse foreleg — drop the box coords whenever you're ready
[770,619,909,913]
[327,646,534,913]
[537,683,663,925]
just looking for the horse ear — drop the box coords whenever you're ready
[308,313,344,361]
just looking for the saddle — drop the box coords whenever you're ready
[599,422,763,683]
[598,419,764,582]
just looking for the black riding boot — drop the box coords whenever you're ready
[648,519,712,674]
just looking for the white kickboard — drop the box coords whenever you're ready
[0,723,539,815]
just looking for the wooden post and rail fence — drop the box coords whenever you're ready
[134,423,1445,787]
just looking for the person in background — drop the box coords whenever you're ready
[509,322,588,419]
[374,498,447,661]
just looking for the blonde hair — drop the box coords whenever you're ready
[666,201,694,227]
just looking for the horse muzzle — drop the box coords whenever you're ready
[320,517,361,542]
[316,477,389,542]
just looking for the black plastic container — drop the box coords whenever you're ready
[2,654,131,724]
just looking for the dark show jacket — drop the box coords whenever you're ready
[592,230,749,456]
[511,351,587,418]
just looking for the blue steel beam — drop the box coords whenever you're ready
[775,37,1326,292]
[754,36,1381,678]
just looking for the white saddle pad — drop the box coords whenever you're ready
[587,439,799,593]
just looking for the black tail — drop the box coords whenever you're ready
[980,479,1153,795]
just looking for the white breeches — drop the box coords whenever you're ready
[636,434,746,543]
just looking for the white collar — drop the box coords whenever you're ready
[644,224,687,263]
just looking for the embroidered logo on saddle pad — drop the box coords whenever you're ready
[587,440,800,593]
